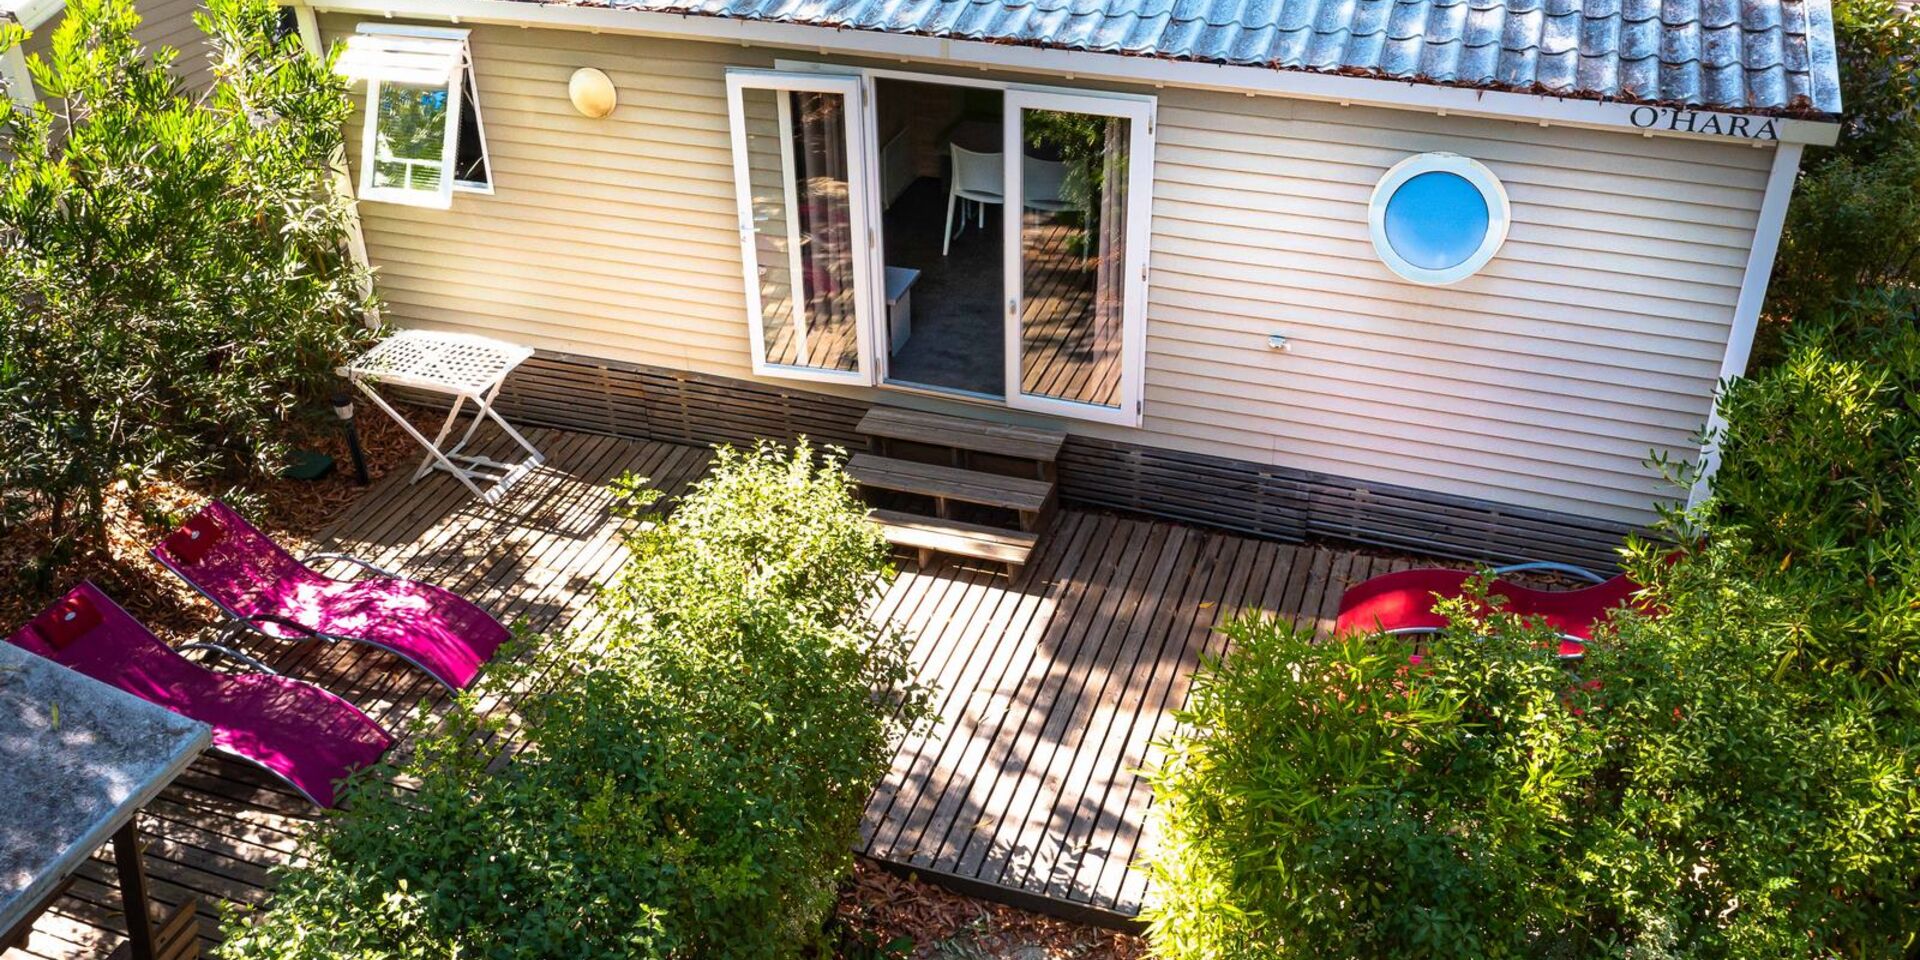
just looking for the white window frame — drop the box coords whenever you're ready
[723,69,879,386]
[1367,152,1509,286]
[767,60,1156,426]
[351,24,492,209]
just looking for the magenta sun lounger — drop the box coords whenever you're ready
[152,501,509,691]
[7,583,393,808]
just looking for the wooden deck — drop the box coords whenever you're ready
[861,510,1399,919]
[4,427,1396,958]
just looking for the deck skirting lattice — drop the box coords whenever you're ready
[460,352,1632,570]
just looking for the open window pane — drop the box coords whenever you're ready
[727,72,873,384]
[368,79,454,197]
[452,66,490,187]
[342,28,484,208]
[1004,92,1150,424]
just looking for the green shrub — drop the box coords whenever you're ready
[1144,307,1920,957]
[1766,140,1920,327]
[0,0,373,555]
[221,442,930,959]
[1706,309,1920,679]
[1761,0,1920,345]
[1142,602,1610,958]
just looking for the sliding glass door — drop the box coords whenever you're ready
[725,71,876,384]
[1001,91,1152,425]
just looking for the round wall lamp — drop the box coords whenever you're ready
[1367,152,1510,285]
[569,67,617,119]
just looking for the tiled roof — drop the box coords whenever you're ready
[530,0,1842,115]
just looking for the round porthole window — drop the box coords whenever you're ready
[1367,153,1510,285]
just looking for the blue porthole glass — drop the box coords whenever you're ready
[1368,154,1510,285]
[1381,171,1490,271]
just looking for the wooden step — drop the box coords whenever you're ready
[847,454,1053,515]
[858,407,1066,463]
[870,509,1038,568]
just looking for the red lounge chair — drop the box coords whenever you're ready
[1335,561,1643,658]
[152,501,509,691]
[6,583,392,808]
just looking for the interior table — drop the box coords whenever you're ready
[0,641,212,959]
[344,329,546,502]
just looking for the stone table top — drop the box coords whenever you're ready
[0,641,210,937]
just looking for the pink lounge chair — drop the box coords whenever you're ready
[1335,561,1645,658]
[7,583,392,808]
[152,501,509,691]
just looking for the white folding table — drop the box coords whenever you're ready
[344,330,545,502]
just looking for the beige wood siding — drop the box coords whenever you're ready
[326,16,1774,527]
[18,0,211,92]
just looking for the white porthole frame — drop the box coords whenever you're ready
[1367,152,1510,286]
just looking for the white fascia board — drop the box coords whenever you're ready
[1687,141,1805,509]
[301,0,1841,147]
[2,0,65,30]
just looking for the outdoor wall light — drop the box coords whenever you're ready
[569,67,617,118]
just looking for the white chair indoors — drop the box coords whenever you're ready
[944,144,1004,255]
[1023,156,1073,214]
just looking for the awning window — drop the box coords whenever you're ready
[340,26,492,208]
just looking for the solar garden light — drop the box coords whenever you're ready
[331,391,370,486]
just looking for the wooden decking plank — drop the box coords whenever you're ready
[855,554,978,842]
[1018,524,1207,902]
[981,521,1174,889]
[1080,534,1268,910]
[868,515,1090,861]
[1105,531,1257,914]
[861,556,1006,856]
[1030,530,1249,905]
[873,521,1085,863]
[366,430,643,726]
[904,512,1105,872]
[960,519,1159,884]
[317,429,618,730]
[934,514,1137,878]
[1059,533,1273,907]
[464,441,705,765]
[863,560,1015,860]
[1317,551,1358,635]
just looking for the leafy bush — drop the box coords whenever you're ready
[1828,0,1920,163]
[1144,308,1920,958]
[1142,607,1606,957]
[221,442,929,959]
[0,0,373,555]
[1762,0,1920,341]
[1705,308,1920,678]
[1767,140,1920,325]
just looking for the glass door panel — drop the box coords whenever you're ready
[1002,91,1151,425]
[726,71,875,384]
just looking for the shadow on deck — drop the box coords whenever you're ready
[4,426,1405,958]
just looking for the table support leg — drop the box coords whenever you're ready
[412,395,471,483]
[473,378,545,467]
[352,379,488,499]
[112,822,156,960]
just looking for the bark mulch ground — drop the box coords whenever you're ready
[834,860,1146,959]
[0,411,420,645]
